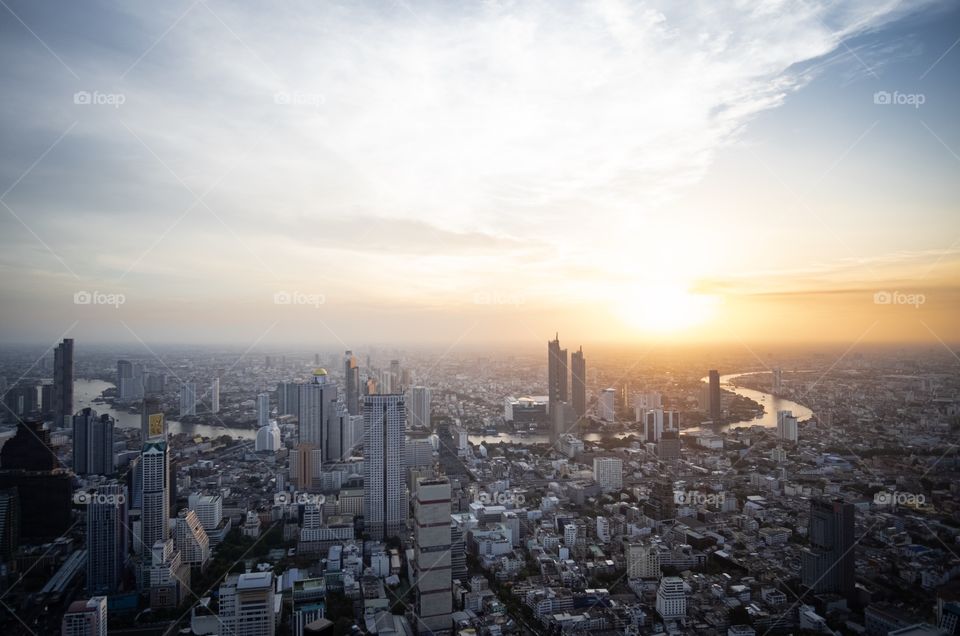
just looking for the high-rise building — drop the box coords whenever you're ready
[772,367,783,395]
[3,382,38,421]
[593,457,623,491]
[406,386,432,429]
[86,483,128,595]
[628,542,660,579]
[175,509,210,569]
[277,382,300,417]
[117,360,136,403]
[801,498,855,599]
[72,408,115,475]
[257,392,270,428]
[219,571,276,636]
[326,411,363,463]
[343,351,361,416]
[547,333,568,425]
[61,596,108,636]
[598,388,616,422]
[708,370,721,423]
[777,410,798,443]
[188,493,223,532]
[179,382,197,417]
[656,576,686,620]
[210,378,220,414]
[297,369,338,457]
[141,397,165,442]
[363,394,407,540]
[414,476,452,634]
[140,439,169,559]
[571,346,586,418]
[255,421,281,452]
[642,408,679,443]
[53,338,74,427]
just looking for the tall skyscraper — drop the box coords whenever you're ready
[218,571,276,636]
[85,483,128,595]
[390,359,402,389]
[297,369,338,456]
[777,410,798,443]
[140,439,169,559]
[141,396,165,441]
[571,346,586,418]
[276,382,299,416]
[327,411,363,463]
[772,367,783,395]
[72,408,115,475]
[801,498,855,599]
[256,392,270,428]
[116,360,135,403]
[179,382,197,417]
[343,351,360,416]
[61,596,108,636]
[708,369,721,423]
[406,386,432,429]
[210,377,220,414]
[547,333,568,420]
[363,394,407,540]
[414,476,452,633]
[53,337,74,427]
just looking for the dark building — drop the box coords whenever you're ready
[642,477,676,523]
[53,338,74,427]
[708,369,721,424]
[657,430,681,460]
[2,383,39,422]
[0,488,19,562]
[571,346,586,419]
[547,333,568,422]
[73,408,115,475]
[801,498,856,599]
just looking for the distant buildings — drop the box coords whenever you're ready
[598,388,616,422]
[140,439,169,559]
[571,346,586,418]
[179,382,197,417]
[547,333,568,427]
[777,410,798,443]
[772,367,783,395]
[343,350,361,416]
[414,476,453,633]
[116,360,143,403]
[707,369,721,423]
[363,394,406,540]
[406,385,432,429]
[210,377,220,414]
[257,392,270,428]
[53,338,74,427]
[593,457,623,492]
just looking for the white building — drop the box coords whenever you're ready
[140,440,169,559]
[777,410,798,443]
[219,571,276,636]
[175,509,210,568]
[656,576,686,620]
[596,517,611,543]
[598,388,616,422]
[593,457,623,492]
[255,421,281,452]
[188,493,223,532]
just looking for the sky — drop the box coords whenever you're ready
[0,0,958,350]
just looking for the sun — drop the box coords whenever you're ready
[615,284,719,334]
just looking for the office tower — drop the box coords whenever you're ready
[86,483,128,595]
[0,488,20,562]
[141,396,165,441]
[363,394,407,540]
[219,571,276,636]
[656,576,686,620]
[140,439,169,558]
[117,360,134,402]
[265,355,272,369]
[210,378,220,414]
[179,382,197,417]
[188,493,223,532]
[772,367,783,395]
[598,388,616,422]
[801,498,855,598]
[628,542,660,579]
[777,410,798,443]
[643,408,679,443]
[571,346,586,418]
[343,351,360,416]
[327,411,363,463]
[257,392,270,428]
[657,430,681,460]
[175,509,210,569]
[414,476,452,633]
[593,457,623,491]
[61,596,108,636]
[708,370,721,423]
[277,382,300,417]
[72,408,115,475]
[297,369,338,456]
[547,333,568,423]
[53,337,74,427]
[407,386,432,429]
[255,421,281,452]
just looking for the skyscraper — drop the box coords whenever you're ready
[598,388,616,422]
[708,369,721,424]
[61,596,108,636]
[363,394,406,540]
[801,498,855,599]
[256,392,270,428]
[175,509,210,569]
[414,476,452,633]
[406,386,432,429]
[116,360,135,403]
[297,369,338,456]
[547,333,568,419]
[772,367,783,395]
[53,337,74,427]
[571,346,586,419]
[343,351,360,416]
[72,408,115,475]
[276,382,299,416]
[777,410,798,443]
[210,377,220,414]
[140,439,169,559]
[218,571,276,636]
[179,382,196,417]
[141,396,165,441]
[85,483,128,595]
